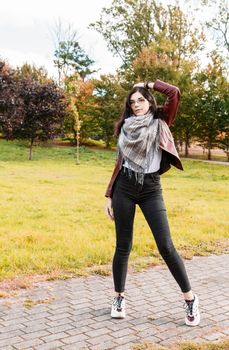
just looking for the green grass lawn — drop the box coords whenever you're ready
[0,139,228,282]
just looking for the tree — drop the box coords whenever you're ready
[92,74,126,148]
[14,63,50,84]
[54,41,95,81]
[126,35,201,156]
[194,52,228,160]
[72,79,96,141]
[90,0,157,67]
[53,20,95,85]
[0,61,67,160]
[90,0,204,70]
[172,70,199,157]
[13,78,67,160]
[64,73,83,163]
[52,21,97,162]
[0,61,25,140]
[201,0,229,54]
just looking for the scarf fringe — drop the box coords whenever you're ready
[122,159,145,185]
[117,141,151,186]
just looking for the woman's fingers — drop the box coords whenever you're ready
[133,82,144,88]
[108,206,114,220]
[105,199,114,220]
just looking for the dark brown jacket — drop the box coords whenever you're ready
[105,79,183,198]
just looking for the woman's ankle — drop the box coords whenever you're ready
[183,290,194,301]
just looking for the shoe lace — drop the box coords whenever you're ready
[184,299,194,316]
[114,296,123,310]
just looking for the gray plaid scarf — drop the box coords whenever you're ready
[117,111,168,184]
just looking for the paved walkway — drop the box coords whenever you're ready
[0,254,228,350]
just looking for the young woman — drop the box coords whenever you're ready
[104,80,200,326]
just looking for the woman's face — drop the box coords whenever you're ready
[130,91,151,116]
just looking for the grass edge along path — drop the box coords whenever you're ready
[132,339,229,350]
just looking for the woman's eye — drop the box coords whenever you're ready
[130,98,146,104]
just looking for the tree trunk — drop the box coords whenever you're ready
[185,131,189,157]
[76,129,80,165]
[105,136,110,149]
[58,67,62,87]
[207,141,211,160]
[29,138,34,160]
[224,144,229,162]
[72,128,77,145]
[174,137,179,152]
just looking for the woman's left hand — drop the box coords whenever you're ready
[105,197,114,221]
[133,82,154,89]
[133,82,145,88]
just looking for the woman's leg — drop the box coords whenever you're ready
[139,183,200,326]
[112,186,136,294]
[139,194,192,294]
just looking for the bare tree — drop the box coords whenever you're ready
[201,0,229,53]
[51,19,95,86]
[51,19,79,85]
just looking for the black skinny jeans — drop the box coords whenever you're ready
[112,167,191,293]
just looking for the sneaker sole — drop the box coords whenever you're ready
[111,310,126,319]
[185,315,200,326]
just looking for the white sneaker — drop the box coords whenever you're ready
[111,295,125,318]
[184,294,200,326]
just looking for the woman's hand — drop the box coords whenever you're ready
[105,197,114,221]
[133,82,154,89]
[133,82,145,88]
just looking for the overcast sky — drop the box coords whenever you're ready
[1,0,215,80]
[1,0,123,79]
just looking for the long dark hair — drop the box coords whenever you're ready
[114,87,163,137]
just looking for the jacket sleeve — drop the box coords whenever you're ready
[153,79,180,127]
[105,157,121,198]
